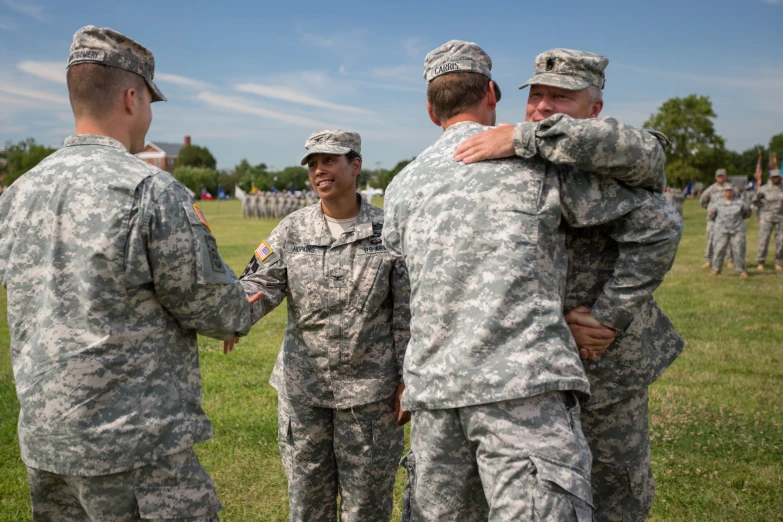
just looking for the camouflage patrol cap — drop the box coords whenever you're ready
[520,48,608,91]
[423,40,501,99]
[67,25,166,102]
[769,169,781,177]
[715,168,727,177]
[722,183,734,191]
[300,130,362,166]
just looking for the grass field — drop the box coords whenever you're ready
[1,198,782,521]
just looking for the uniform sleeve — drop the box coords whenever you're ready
[753,187,765,206]
[238,222,289,325]
[390,258,411,378]
[700,187,712,209]
[513,114,668,192]
[560,174,683,331]
[741,202,752,219]
[381,192,404,260]
[129,175,252,340]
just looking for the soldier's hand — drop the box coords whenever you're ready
[454,124,515,164]
[565,306,616,358]
[394,383,411,426]
[222,291,264,355]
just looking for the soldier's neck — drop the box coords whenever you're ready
[321,195,361,220]
[74,119,132,152]
[441,112,493,131]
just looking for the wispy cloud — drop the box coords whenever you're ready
[235,83,373,115]
[156,72,211,91]
[2,0,45,22]
[17,61,65,84]
[0,81,68,105]
[197,92,329,128]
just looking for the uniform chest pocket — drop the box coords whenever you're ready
[181,203,236,285]
[285,248,326,312]
[352,250,393,312]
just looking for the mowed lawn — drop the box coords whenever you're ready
[1,197,781,521]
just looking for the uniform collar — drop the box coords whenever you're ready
[309,194,378,247]
[63,134,128,152]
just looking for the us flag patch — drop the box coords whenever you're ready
[254,240,274,262]
[193,205,210,231]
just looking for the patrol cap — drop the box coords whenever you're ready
[423,40,501,100]
[300,130,361,166]
[715,168,727,177]
[520,48,607,91]
[722,183,734,191]
[67,25,166,102]
[769,169,781,178]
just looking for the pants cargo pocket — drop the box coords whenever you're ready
[135,483,221,521]
[623,449,654,522]
[530,455,593,522]
[278,411,294,481]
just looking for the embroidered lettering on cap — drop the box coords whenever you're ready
[69,49,106,63]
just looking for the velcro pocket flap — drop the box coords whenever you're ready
[135,483,221,519]
[530,454,593,507]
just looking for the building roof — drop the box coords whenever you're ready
[146,142,184,157]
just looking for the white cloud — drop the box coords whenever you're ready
[197,92,329,128]
[155,72,211,91]
[0,81,68,105]
[2,0,45,21]
[17,61,65,84]
[235,83,373,115]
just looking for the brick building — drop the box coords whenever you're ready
[136,135,191,173]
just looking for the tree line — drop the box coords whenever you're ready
[2,94,780,194]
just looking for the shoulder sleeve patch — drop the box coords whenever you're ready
[193,204,211,231]
[254,240,275,262]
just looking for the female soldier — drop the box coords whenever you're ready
[228,130,410,522]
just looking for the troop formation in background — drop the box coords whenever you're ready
[241,191,316,219]
[700,167,783,276]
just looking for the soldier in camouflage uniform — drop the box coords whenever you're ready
[754,169,783,271]
[700,168,732,269]
[709,183,752,277]
[454,49,685,522]
[384,41,682,522]
[0,26,258,522]
[227,130,410,522]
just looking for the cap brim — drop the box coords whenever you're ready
[519,72,589,91]
[300,145,353,165]
[146,78,166,103]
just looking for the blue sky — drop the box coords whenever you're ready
[1,0,782,170]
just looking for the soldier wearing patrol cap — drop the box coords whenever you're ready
[384,41,681,521]
[701,168,732,268]
[754,168,783,271]
[710,183,752,277]
[227,130,410,522]
[0,26,259,521]
[453,47,684,522]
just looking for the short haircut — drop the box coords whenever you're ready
[427,72,496,122]
[586,84,603,104]
[67,63,146,119]
[345,151,362,188]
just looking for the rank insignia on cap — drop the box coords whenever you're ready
[254,240,274,262]
[193,205,210,231]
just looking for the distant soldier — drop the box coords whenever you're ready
[754,169,783,271]
[0,26,257,521]
[701,168,732,268]
[710,183,751,277]
[228,130,410,522]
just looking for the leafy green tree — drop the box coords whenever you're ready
[643,94,725,186]
[172,166,218,197]
[1,138,57,187]
[178,145,216,170]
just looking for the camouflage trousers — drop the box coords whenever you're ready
[581,389,653,522]
[755,219,783,265]
[712,230,746,272]
[277,393,404,522]
[405,391,593,522]
[705,221,732,261]
[26,447,221,522]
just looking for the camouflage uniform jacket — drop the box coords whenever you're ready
[240,196,410,409]
[709,198,752,232]
[0,135,252,476]
[754,182,783,223]
[700,182,727,209]
[383,121,682,411]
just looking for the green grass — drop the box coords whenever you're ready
[1,198,781,521]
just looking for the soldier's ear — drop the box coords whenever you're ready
[589,98,604,119]
[427,102,441,127]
